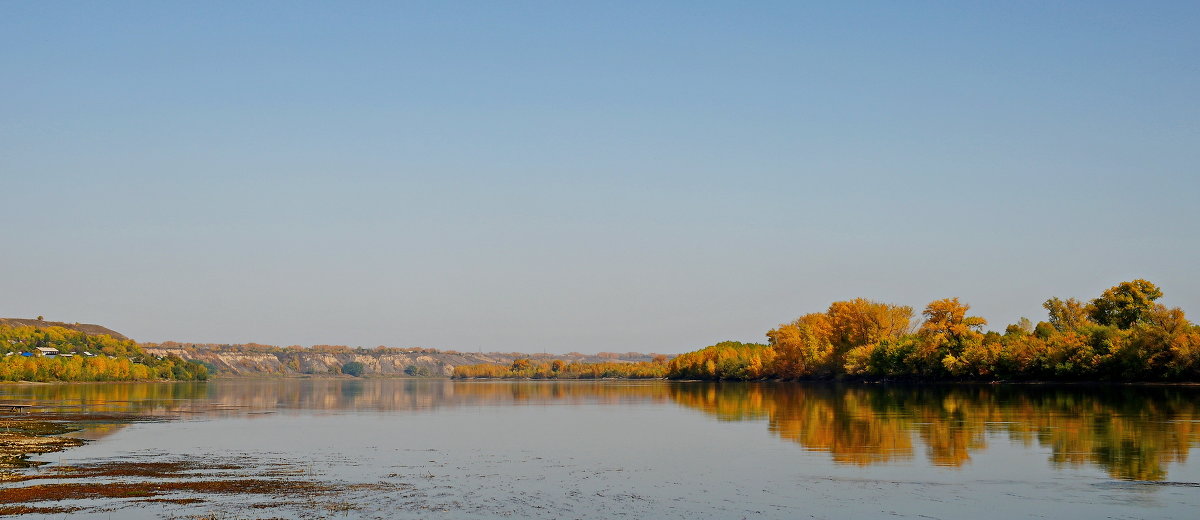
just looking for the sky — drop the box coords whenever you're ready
[2,1,1198,353]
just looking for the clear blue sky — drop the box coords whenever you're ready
[2,1,1197,353]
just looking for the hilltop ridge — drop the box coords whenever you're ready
[0,317,667,378]
[143,342,666,377]
[0,318,129,340]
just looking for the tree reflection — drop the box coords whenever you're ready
[0,380,675,415]
[669,383,1200,480]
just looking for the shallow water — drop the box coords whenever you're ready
[3,379,1200,518]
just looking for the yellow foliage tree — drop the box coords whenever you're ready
[916,298,987,376]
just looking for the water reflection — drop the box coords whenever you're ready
[1,380,674,414]
[2,382,212,414]
[3,380,1197,481]
[670,383,1200,480]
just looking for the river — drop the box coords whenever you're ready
[2,379,1199,519]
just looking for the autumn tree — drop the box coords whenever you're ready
[1112,304,1200,379]
[826,299,913,374]
[826,299,914,351]
[767,313,834,378]
[666,341,774,380]
[915,298,987,376]
[1043,297,1093,332]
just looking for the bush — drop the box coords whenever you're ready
[341,361,365,377]
[404,365,432,377]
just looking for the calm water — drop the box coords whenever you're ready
[4,380,1200,519]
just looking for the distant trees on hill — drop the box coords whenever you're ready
[0,325,208,382]
[404,365,432,377]
[453,358,668,379]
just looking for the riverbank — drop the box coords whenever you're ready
[0,408,172,471]
[0,417,83,470]
[0,401,411,517]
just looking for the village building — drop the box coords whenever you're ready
[34,347,59,357]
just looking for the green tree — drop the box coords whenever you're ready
[1088,279,1163,329]
[341,361,365,377]
[404,364,431,377]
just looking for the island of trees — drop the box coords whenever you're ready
[456,280,1200,382]
[0,324,208,382]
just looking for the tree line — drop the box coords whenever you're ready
[147,342,665,362]
[0,325,209,382]
[669,279,1198,381]
[454,280,1198,382]
[453,358,669,379]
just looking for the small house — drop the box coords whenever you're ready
[34,347,59,357]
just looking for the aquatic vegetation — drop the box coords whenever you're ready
[0,454,405,517]
[0,419,84,469]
